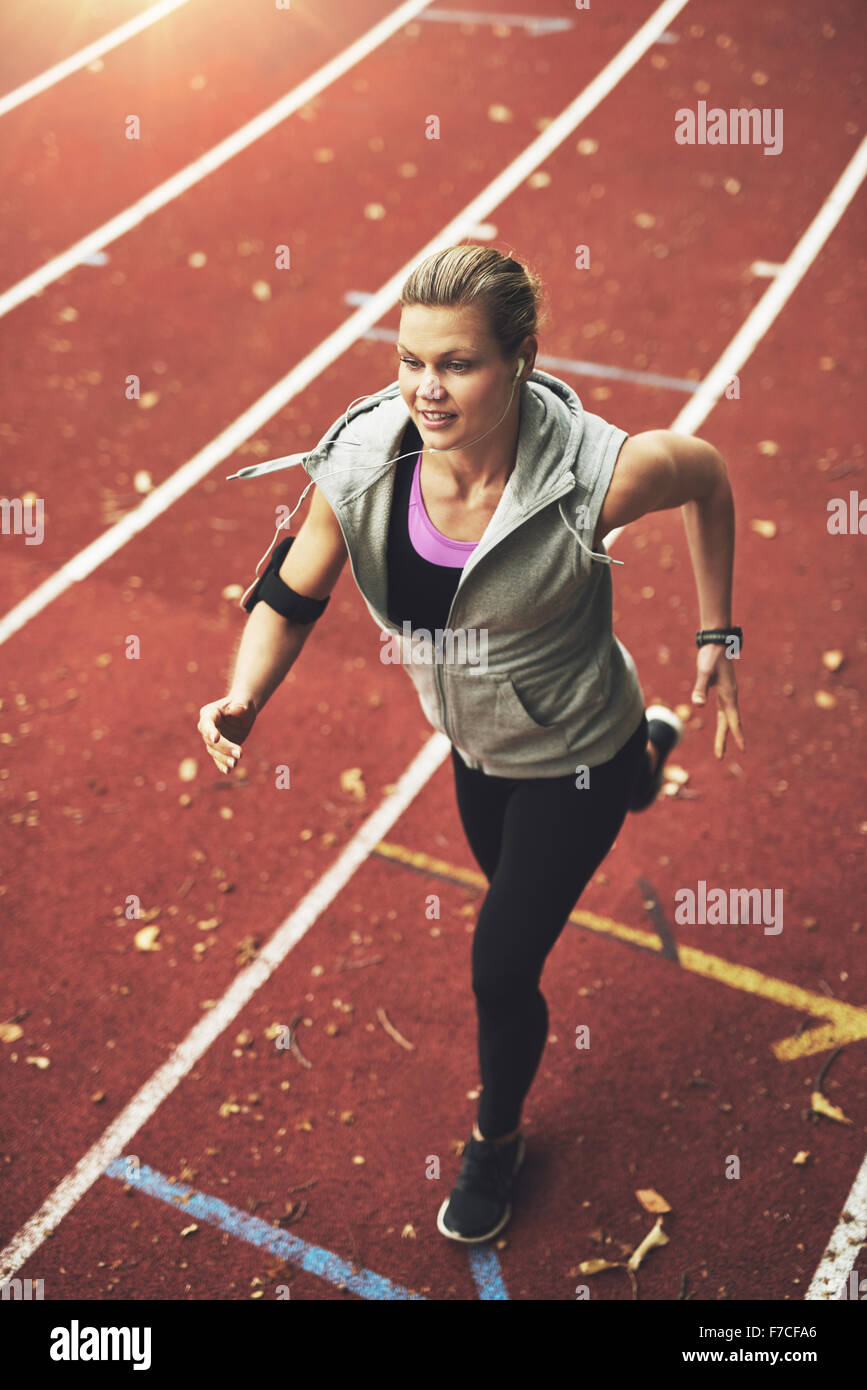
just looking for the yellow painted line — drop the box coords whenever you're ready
[673,946,867,1060]
[372,841,867,1061]
[373,841,487,892]
[772,1021,865,1062]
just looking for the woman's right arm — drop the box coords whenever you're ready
[200,486,349,771]
[228,483,349,714]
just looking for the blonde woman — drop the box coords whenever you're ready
[199,246,745,1245]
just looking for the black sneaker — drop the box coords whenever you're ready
[436,1133,526,1243]
[627,705,684,812]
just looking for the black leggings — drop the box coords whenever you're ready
[450,712,649,1140]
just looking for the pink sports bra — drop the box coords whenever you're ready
[408,452,478,567]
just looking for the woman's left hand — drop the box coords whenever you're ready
[691,643,746,759]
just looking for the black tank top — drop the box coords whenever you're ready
[386,421,468,633]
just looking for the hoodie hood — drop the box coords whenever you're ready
[226,369,623,570]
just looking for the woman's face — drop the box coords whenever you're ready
[397,304,524,444]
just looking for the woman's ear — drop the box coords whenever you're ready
[520,335,538,376]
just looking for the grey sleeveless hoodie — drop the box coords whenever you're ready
[229,368,646,777]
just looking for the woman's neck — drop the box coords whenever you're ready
[422,399,521,499]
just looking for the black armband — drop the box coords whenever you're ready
[242,534,330,625]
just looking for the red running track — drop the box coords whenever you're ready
[0,0,865,1303]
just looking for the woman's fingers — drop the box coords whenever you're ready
[689,649,747,759]
[714,707,728,759]
[725,704,746,754]
[209,745,239,772]
[201,728,239,771]
[198,703,246,775]
[713,688,746,759]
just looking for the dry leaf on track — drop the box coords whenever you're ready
[810,1091,852,1124]
[578,1257,621,1275]
[340,767,367,800]
[635,1188,672,1214]
[626,1215,670,1271]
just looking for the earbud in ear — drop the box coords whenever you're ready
[515,358,524,379]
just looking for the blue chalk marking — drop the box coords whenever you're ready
[106,1160,510,1299]
[468,1247,510,1300]
[105,1160,425,1300]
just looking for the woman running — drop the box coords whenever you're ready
[198,245,746,1245]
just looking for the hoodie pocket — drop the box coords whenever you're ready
[501,675,561,729]
[446,671,572,762]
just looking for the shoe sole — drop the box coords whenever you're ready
[644,704,685,744]
[435,1136,526,1244]
[629,705,685,811]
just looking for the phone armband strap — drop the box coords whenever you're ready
[242,534,330,625]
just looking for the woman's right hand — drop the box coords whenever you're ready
[197,694,258,774]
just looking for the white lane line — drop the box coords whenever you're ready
[0,0,690,1275]
[0,0,690,650]
[0,0,193,119]
[603,131,867,550]
[0,0,433,321]
[0,734,452,1282]
[805,1145,867,1299]
[667,134,867,440]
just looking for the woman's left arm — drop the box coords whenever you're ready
[594,430,746,760]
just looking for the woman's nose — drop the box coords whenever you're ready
[419,374,444,398]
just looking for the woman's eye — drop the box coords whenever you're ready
[400,359,469,372]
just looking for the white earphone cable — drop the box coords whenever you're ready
[237,360,526,607]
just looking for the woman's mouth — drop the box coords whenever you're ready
[420,410,457,429]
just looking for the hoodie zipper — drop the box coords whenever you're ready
[295,448,580,752]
